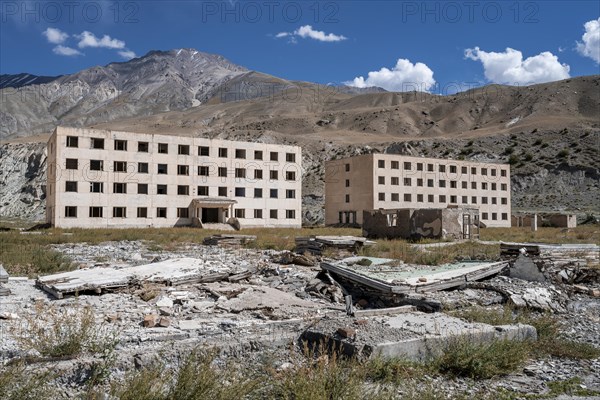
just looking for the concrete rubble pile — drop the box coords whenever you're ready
[202,234,257,246]
[295,235,375,256]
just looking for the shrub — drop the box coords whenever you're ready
[508,154,520,165]
[557,149,570,158]
[533,139,542,145]
[0,361,57,400]
[524,153,534,161]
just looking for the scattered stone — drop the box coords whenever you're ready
[158,317,171,328]
[155,296,174,308]
[0,312,19,320]
[143,314,159,328]
[105,314,119,323]
[159,307,173,316]
[336,327,356,339]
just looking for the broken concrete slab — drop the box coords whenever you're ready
[321,257,509,295]
[509,254,547,282]
[295,236,375,255]
[353,305,416,318]
[0,264,8,283]
[202,234,256,246]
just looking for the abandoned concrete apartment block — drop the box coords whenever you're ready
[325,154,511,229]
[46,127,302,229]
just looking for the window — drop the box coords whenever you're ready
[113,207,126,218]
[198,166,210,176]
[404,193,412,202]
[235,168,246,178]
[198,186,209,196]
[218,167,227,177]
[471,167,477,175]
[138,142,149,152]
[439,180,446,188]
[450,195,457,204]
[427,163,434,172]
[417,194,423,202]
[90,182,103,193]
[417,163,423,171]
[403,162,411,170]
[89,207,103,218]
[501,183,507,191]
[114,140,127,151]
[428,194,434,203]
[157,164,168,174]
[177,165,189,176]
[491,197,497,205]
[137,207,148,218]
[138,163,148,173]
[138,184,148,194]
[66,158,78,170]
[391,177,399,185]
[439,195,446,203]
[345,179,350,187]
[286,189,296,199]
[235,187,246,197]
[235,149,246,159]
[218,187,227,197]
[270,189,278,198]
[254,150,263,160]
[461,181,467,189]
[378,193,385,201]
[391,161,399,169]
[217,148,227,158]
[462,196,468,204]
[482,212,488,220]
[417,178,423,187]
[378,160,385,168]
[254,209,263,218]
[177,185,189,195]
[254,188,263,198]
[345,194,350,203]
[66,136,78,148]
[427,179,434,187]
[391,193,399,201]
[378,176,385,185]
[345,164,350,172]
[65,181,77,192]
[270,170,278,180]
[491,169,497,177]
[286,210,296,219]
[482,168,488,176]
[270,152,278,161]
[269,209,278,219]
[90,160,103,171]
[471,182,477,189]
[114,161,127,172]
[254,169,263,179]
[199,146,210,156]
[439,165,446,173]
[492,183,497,190]
[450,165,457,173]
[501,198,507,205]
[157,208,167,218]
[471,196,477,204]
[178,144,190,155]
[177,208,189,218]
[158,143,168,154]
[113,183,127,194]
[404,178,411,186]
[450,181,457,189]
[157,185,167,195]
[286,153,296,162]
[502,213,508,220]
[286,171,296,181]
[492,213,497,220]
[501,169,507,177]
[65,206,77,218]
[482,197,488,204]
[91,138,104,149]
[235,209,246,218]
[482,182,488,190]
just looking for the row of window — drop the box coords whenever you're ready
[344,193,508,206]
[65,136,296,161]
[344,161,508,177]
[61,159,297,181]
[372,177,508,191]
[64,206,296,219]
[64,181,297,198]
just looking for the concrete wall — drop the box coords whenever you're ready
[547,214,577,228]
[513,213,577,228]
[46,127,302,229]
[326,153,511,228]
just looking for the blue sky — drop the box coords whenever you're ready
[1,1,599,93]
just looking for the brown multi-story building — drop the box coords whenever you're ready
[46,127,302,229]
[325,154,511,228]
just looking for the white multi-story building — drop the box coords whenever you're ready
[46,127,302,228]
[325,153,511,228]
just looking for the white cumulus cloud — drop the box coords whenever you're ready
[464,47,570,85]
[42,27,68,44]
[76,31,125,49]
[52,45,83,56]
[577,17,600,63]
[344,59,436,92]
[275,25,346,43]
[118,50,137,60]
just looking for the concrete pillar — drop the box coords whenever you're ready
[531,214,538,232]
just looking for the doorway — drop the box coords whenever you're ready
[202,208,219,223]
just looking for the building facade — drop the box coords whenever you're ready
[325,154,511,228]
[46,127,302,229]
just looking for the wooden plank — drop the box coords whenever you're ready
[353,305,416,317]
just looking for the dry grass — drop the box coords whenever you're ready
[480,226,600,244]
